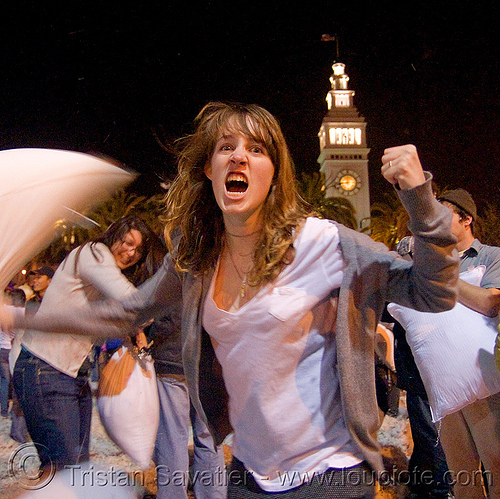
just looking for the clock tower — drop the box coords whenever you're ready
[317,62,370,230]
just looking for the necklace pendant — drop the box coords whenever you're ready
[240,276,247,298]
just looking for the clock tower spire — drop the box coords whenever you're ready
[318,61,371,230]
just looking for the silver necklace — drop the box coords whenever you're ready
[225,247,250,298]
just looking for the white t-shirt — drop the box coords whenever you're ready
[203,217,363,492]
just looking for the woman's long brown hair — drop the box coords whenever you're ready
[163,101,309,285]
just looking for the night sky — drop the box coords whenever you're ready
[1,1,499,209]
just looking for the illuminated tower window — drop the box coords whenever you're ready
[335,94,350,107]
[328,127,362,146]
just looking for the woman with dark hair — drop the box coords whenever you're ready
[10,102,458,497]
[13,214,164,471]
[82,215,165,286]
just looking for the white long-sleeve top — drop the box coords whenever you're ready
[21,242,135,377]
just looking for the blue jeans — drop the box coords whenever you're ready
[406,392,452,497]
[12,348,92,469]
[0,348,11,416]
[154,375,227,499]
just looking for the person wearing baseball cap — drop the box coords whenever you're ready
[31,266,55,302]
[34,266,55,279]
[437,188,477,248]
[437,188,477,220]
[437,188,500,498]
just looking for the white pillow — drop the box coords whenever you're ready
[97,346,159,469]
[387,265,500,422]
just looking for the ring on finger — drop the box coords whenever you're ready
[389,160,393,167]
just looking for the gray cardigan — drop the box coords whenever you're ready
[119,174,457,474]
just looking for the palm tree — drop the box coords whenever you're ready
[366,192,408,250]
[35,189,166,264]
[297,172,357,230]
[476,202,500,247]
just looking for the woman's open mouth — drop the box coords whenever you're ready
[225,172,248,195]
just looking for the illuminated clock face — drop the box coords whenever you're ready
[339,175,357,191]
[333,169,361,196]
